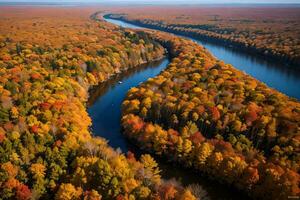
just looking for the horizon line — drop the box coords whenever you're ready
[1,1,300,5]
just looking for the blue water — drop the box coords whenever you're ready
[87,18,252,200]
[104,17,300,100]
[87,48,248,200]
[194,39,300,100]
[88,59,169,151]
[88,15,300,199]
[103,18,143,29]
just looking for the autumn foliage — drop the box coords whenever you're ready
[107,6,300,65]
[0,7,196,200]
[122,30,300,199]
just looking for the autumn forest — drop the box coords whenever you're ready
[0,3,299,200]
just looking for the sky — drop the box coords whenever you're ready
[0,0,299,4]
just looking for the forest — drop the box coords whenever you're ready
[0,4,299,200]
[106,6,300,65]
[121,30,300,199]
[0,7,197,199]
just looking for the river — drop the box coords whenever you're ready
[88,58,249,200]
[87,15,299,200]
[104,16,300,100]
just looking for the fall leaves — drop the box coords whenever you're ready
[1,6,299,199]
[0,7,198,200]
[107,7,300,65]
[121,32,300,199]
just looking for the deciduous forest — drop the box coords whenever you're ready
[0,4,299,200]
[0,7,197,200]
[107,6,300,65]
[122,30,300,199]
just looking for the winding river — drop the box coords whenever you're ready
[88,58,248,200]
[104,16,300,100]
[88,15,299,200]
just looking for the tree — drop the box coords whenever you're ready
[16,184,32,200]
[30,163,46,179]
[55,183,82,200]
[178,190,197,200]
[140,154,161,185]
[195,142,214,167]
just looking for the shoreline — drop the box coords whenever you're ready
[104,14,300,67]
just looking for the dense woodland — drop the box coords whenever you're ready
[0,5,299,200]
[0,7,198,199]
[122,30,300,199]
[107,6,300,65]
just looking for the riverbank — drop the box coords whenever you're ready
[88,13,254,200]
[103,14,300,100]
[118,18,300,200]
[0,7,200,199]
[104,14,300,67]
[87,55,251,200]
